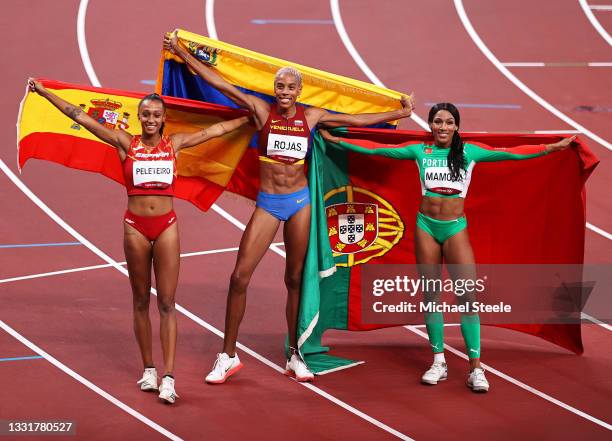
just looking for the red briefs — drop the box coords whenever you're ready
[124,210,177,241]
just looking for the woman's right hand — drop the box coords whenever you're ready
[27,78,45,94]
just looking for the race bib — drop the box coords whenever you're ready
[424,166,465,195]
[267,133,308,160]
[132,160,174,187]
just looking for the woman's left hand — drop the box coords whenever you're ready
[400,94,415,117]
[546,135,576,153]
[319,129,341,144]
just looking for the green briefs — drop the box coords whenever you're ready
[416,212,467,244]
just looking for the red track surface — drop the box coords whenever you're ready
[1,1,610,440]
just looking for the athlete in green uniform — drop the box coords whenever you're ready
[320,102,574,392]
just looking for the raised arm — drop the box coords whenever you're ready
[28,79,132,155]
[319,129,419,160]
[466,136,576,163]
[313,95,414,128]
[164,32,269,126]
[171,116,251,151]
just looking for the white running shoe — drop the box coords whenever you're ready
[158,376,179,404]
[466,367,489,393]
[136,367,158,391]
[421,362,448,385]
[284,353,314,382]
[205,353,243,384]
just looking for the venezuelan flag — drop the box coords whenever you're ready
[18,79,254,211]
[157,29,406,120]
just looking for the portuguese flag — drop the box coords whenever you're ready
[299,128,598,374]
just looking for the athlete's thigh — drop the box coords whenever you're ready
[415,226,443,300]
[123,223,153,290]
[234,207,281,275]
[442,230,478,302]
[442,229,475,265]
[152,223,180,299]
[283,204,311,273]
[415,225,443,265]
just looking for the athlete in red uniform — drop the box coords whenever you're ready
[165,32,415,383]
[28,79,249,402]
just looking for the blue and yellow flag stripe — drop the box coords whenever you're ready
[157,29,406,122]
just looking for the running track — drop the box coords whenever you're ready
[1,1,610,440]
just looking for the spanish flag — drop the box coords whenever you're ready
[18,79,254,210]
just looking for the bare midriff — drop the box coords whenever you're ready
[127,195,174,216]
[419,196,465,220]
[259,161,307,194]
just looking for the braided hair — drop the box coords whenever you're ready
[138,93,167,135]
[427,103,465,182]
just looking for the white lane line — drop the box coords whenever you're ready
[503,62,545,67]
[77,0,101,87]
[205,0,218,39]
[533,130,581,134]
[582,312,612,331]
[580,0,612,45]
[0,320,183,441]
[589,5,612,11]
[0,246,240,285]
[329,0,429,131]
[503,62,612,67]
[210,204,286,257]
[587,222,612,240]
[454,0,612,152]
[405,325,612,431]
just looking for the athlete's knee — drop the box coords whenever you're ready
[133,292,150,312]
[157,296,176,315]
[284,271,302,292]
[229,270,250,294]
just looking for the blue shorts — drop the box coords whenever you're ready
[256,186,310,221]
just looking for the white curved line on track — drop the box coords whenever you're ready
[453,0,612,245]
[329,0,429,131]
[208,0,612,430]
[205,0,218,39]
[578,0,612,46]
[77,0,101,87]
[453,0,611,152]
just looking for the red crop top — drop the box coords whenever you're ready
[258,105,311,165]
[123,135,177,196]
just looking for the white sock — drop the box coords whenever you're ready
[434,353,446,364]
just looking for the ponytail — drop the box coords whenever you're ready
[447,131,465,181]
